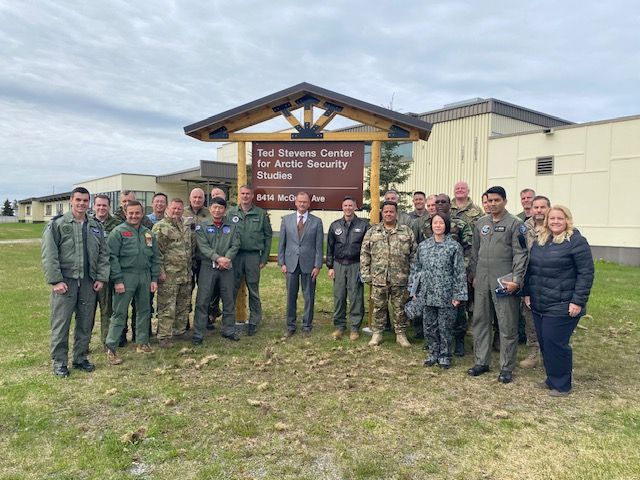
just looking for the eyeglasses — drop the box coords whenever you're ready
[434,200,448,204]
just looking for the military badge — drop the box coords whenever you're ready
[480,225,491,235]
[194,225,201,231]
[222,226,231,234]
[122,231,133,237]
[335,228,343,235]
[144,232,153,247]
[206,227,215,233]
[90,227,101,236]
[519,224,528,234]
[62,225,72,234]
[232,215,240,223]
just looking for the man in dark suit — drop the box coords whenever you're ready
[278,191,324,337]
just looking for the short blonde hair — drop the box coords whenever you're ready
[537,204,574,245]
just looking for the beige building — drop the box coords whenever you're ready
[18,192,72,223]
[488,114,640,266]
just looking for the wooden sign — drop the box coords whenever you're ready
[252,141,364,210]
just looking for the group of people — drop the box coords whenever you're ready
[42,182,594,396]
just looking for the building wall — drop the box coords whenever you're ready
[402,113,546,204]
[487,115,640,256]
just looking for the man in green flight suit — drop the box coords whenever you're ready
[226,185,273,337]
[192,196,241,345]
[41,187,110,377]
[104,200,160,365]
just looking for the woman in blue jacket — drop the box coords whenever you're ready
[524,205,594,396]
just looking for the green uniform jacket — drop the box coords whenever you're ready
[152,217,194,283]
[360,223,416,287]
[183,205,210,230]
[194,219,241,264]
[42,212,110,284]
[226,204,273,265]
[107,223,160,283]
[451,198,483,228]
[470,210,528,288]
[93,213,121,235]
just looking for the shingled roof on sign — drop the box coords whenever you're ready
[183,82,432,141]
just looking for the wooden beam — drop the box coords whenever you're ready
[303,104,313,126]
[235,141,248,322]
[200,130,419,142]
[334,105,397,131]
[370,140,381,225]
[312,110,338,131]
[279,109,303,130]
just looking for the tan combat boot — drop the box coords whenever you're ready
[349,331,360,341]
[368,333,383,346]
[136,344,154,354]
[106,348,123,365]
[519,347,540,369]
[331,329,344,340]
[396,333,411,348]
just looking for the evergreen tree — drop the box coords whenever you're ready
[363,141,412,211]
[2,198,15,216]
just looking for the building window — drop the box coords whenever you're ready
[26,206,31,216]
[57,203,64,214]
[45,205,52,216]
[536,156,554,176]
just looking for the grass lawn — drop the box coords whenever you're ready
[0,222,45,240]
[0,236,639,479]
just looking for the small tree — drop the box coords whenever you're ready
[2,198,14,216]
[363,141,412,211]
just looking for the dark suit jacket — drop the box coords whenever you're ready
[278,212,324,273]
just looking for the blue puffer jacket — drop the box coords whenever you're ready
[524,229,594,317]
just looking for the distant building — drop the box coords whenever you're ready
[18,192,72,223]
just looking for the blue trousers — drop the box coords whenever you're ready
[533,311,580,393]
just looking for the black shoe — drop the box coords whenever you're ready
[498,370,513,384]
[423,356,438,367]
[72,359,96,372]
[454,338,465,357]
[247,324,257,336]
[192,337,203,345]
[467,364,490,376]
[222,332,240,342]
[53,365,70,377]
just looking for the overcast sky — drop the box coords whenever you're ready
[1,0,638,202]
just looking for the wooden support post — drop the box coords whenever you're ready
[235,141,248,323]
[368,140,382,328]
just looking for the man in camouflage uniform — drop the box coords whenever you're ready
[226,185,273,336]
[153,198,195,348]
[384,189,419,239]
[192,197,241,345]
[360,201,417,348]
[469,186,528,384]
[519,195,550,369]
[92,194,121,349]
[408,191,428,220]
[42,187,110,377]
[105,200,160,365]
[451,181,484,228]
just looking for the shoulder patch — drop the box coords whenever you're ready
[231,215,240,223]
[194,225,201,231]
[519,224,528,234]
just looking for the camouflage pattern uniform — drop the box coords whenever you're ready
[152,216,195,340]
[360,222,416,335]
[450,198,484,229]
[409,235,467,363]
[93,213,121,345]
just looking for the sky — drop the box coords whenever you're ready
[1,0,639,203]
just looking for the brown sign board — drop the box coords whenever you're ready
[252,141,364,210]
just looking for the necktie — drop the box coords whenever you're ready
[297,215,304,238]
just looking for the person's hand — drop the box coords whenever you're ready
[150,281,158,294]
[311,267,320,281]
[52,282,68,295]
[216,257,231,270]
[452,299,461,307]
[114,282,125,294]
[158,272,167,283]
[568,303,582,317]
[328,268,335,280]
[524,296,531,308]
[502,280,519,294]
[93,281,104,292]
[280,265,287,274]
